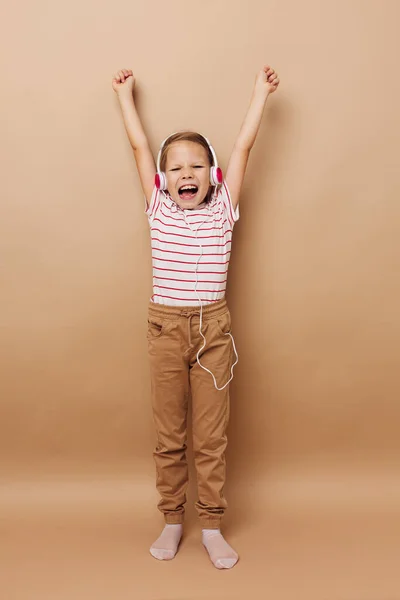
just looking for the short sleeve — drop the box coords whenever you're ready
[144,186,162,223]
[218,181,240,227]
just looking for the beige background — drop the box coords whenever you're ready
[1,0,399,598]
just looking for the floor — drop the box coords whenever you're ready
[1,469,398,600]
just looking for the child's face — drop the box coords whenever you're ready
[165,141,211,210]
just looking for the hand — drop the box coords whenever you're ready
[112,69,135,95]
[254,65,280,95]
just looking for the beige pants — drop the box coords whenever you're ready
[147,297,234,529]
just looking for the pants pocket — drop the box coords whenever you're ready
[216,310,232,336]
[147,317,165,339]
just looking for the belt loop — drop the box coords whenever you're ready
[188,313,192,348]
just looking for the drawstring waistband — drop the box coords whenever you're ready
[148,297,228,320]
[148,298,228,349]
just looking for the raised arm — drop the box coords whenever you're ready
[225,65,280,210]
[112,69,156,208]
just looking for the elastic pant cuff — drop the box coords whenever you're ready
[200,519,222,530]
[165,514,184,525]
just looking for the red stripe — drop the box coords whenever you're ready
[154,216,228,231]
[165,202,208,213]
[151,228,232,240]
[153,256,230,265]
[154,284,227,293]
[152,247,231,257]
[160,207,225,224]
[152,293,223,302]
[151,237,231,248]
[154,266,229,274]
[155,275,228,283]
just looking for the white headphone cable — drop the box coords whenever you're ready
[176,195,239,391]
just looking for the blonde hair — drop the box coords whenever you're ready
[160,131,215,203]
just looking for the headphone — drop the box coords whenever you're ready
[155,132,224,191]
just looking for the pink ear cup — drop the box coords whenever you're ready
[155,172,167,190]
[210,166,223,186]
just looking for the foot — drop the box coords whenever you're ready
[202,529,239,569]
[150,524,183,560]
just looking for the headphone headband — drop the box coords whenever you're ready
[156,132,219,172]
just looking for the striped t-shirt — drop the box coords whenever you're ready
[144,182,240,306]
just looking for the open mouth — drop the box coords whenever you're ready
[178,185,198,200]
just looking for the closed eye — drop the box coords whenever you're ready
[169,165,205,171]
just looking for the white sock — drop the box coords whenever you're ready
[202,528,239,569]
[150,524,183,561]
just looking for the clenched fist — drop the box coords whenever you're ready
[112,69,135,95]
[255,65,280,95]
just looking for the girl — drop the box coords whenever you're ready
[112,65,280,569]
